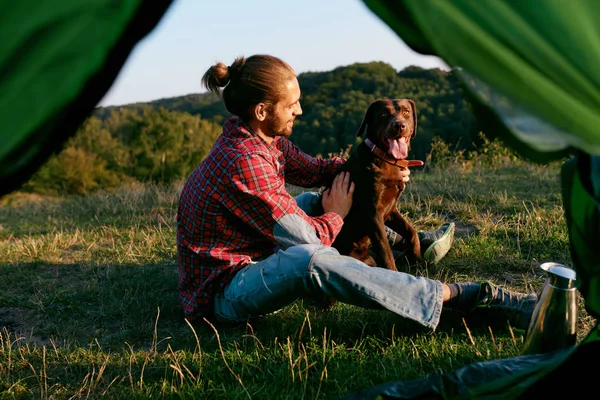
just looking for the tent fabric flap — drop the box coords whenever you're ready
[362,0,600,160]
[0,0,173,197]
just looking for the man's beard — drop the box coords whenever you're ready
[265,115,293,137]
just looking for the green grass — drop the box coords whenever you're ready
[0,157,594,399]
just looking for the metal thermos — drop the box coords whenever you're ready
[522,262,578,354]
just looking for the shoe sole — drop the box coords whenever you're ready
[423,222,455,264]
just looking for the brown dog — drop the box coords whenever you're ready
[332,99,423,271]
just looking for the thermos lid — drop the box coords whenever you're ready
[541,262,577,289]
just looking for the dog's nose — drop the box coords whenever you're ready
[393,121,407,131]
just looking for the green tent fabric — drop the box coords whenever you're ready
[363,0,600,161]
[562,155,600,323]
[342,341,600,399]
[0,0,173,197]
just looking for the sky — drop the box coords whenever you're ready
[98,0,447,107]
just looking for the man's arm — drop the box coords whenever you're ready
[279,138,345,188]
[222,153,344,248]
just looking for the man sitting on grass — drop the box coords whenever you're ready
[176,54,538,332]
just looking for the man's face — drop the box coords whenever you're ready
[264,78,302,138]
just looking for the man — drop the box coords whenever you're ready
[177,54,537,330]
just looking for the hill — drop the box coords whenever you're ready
[26,62,482,195]
[95,62,478,159]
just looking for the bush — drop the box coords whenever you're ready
[25,147,124,195]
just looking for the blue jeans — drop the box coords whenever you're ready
[213,192,444,330]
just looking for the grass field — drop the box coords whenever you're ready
[0,148,594,399]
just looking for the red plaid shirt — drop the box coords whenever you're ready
[177,117,345,322]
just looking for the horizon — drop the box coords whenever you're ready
[97,62,450,108]
[98,0,447,107]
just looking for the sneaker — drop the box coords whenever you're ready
[420,222,455,264]
[470,282,538,330]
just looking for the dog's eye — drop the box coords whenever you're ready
[380,111,389,117]
[403,109,410,116]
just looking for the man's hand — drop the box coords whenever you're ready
[322,171,355,219]
[400,160,424,183]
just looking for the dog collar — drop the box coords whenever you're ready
[363,138,410,168]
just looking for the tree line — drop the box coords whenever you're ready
[25,62,484,195]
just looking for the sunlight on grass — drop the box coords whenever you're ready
[0,149,594,399]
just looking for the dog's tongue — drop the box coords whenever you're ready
[388,138,408,159]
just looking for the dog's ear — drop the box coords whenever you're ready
[408,99,417,138]
[356,102,375,137]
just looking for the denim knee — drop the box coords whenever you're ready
[283,243,329,266]
[294,191,322,216]
[305,245,343,273]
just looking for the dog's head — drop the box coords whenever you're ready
[356,99,417,160]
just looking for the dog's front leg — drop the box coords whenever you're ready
[368,217,398,271]
[386,209,421,264]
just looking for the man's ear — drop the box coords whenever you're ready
[253,103,268,122]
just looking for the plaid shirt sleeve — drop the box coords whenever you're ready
[278,138,345,188]
[222,151,344,247]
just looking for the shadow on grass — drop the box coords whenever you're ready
[0,260,528,357]
[0,261,182,350]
